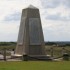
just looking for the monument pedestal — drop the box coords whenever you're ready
[27,55,52,61]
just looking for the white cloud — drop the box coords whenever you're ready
[42,20,70,41]
[0,0,42,41]
[4,12,21,21]
[0,0,70,41]
[40,0,70,41]
[41,0,70,8]
[0,21,19,41]
[0,0,42,21]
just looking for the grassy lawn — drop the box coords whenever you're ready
[0,46,70,70]
[0,61,70,70]
[45,46,70,57]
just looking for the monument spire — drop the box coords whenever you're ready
[27,5,38,9]
[15,5,46,60]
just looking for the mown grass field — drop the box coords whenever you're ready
[0,61,70,70]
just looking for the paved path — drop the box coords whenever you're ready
[0,54,3,59]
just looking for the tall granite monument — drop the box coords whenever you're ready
[15,5,46,57]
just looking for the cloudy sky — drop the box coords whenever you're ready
[0,0,70,42]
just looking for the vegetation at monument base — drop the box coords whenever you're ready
[0,42,70,57]
[0,42,70,70]
[0,42,16,50]
[0,42,16,46]
[0,42,70,50]
[0,61,70,70]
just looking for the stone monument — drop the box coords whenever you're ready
[15,5,46,60]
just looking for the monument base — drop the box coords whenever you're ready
[11,54,22,60]
[11,54,52,61]
[27,55,52,61]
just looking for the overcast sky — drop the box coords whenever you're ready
[0,0,70,42]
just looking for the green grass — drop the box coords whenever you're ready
[45,46,70,57]
[0,61,70,70]
[0,46,15,50]
[0,46,70,70]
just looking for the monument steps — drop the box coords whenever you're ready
[22,55,52,61]
[11,54,52,61]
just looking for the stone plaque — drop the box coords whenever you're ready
[29,18,41,45]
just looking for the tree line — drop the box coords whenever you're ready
[0,42,16,46]
[0,42,70,47]
[45,42,70,47]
